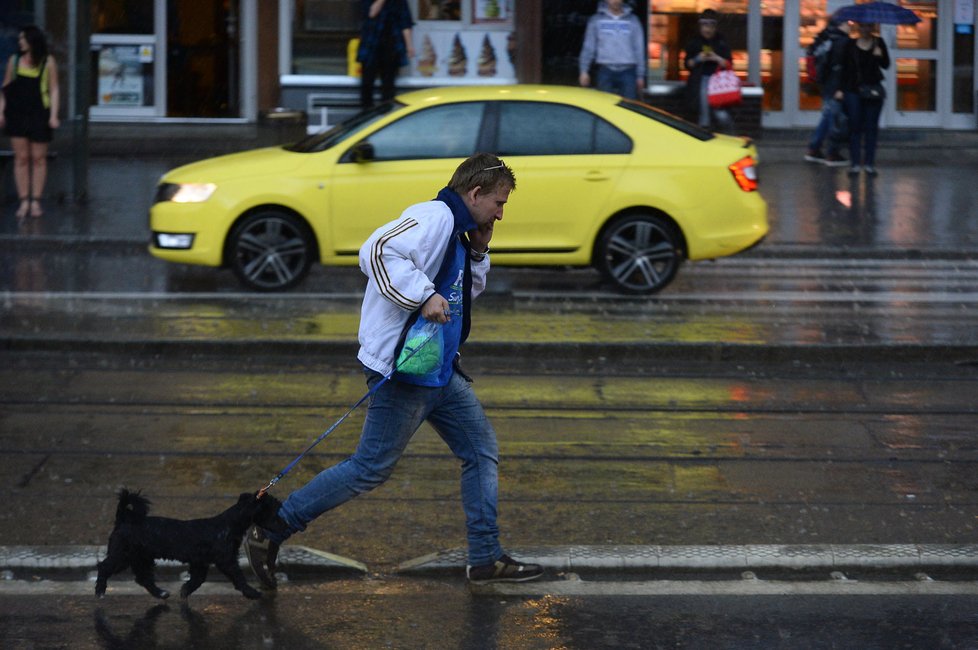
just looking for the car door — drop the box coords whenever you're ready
[327,102,487,257]
[488,101,632,258]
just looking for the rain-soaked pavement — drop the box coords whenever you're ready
[2,132,978,647]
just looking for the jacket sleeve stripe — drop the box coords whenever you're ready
[370,218,421,310]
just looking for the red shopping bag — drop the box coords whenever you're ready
[707,65,742,108]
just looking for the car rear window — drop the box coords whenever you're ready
[617,99,715,142]
[495,101,632,156]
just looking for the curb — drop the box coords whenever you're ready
[0,545,366,576]
[5,544,978,578]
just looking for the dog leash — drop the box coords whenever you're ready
[257,323,442,499]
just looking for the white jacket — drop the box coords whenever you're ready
[357,199,489,376]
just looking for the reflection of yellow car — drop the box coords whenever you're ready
[150,85,767,294]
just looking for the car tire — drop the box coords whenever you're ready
[227,209,314,291]
[596,213,683,294]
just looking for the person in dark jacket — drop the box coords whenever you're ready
[805,16,850,166]
[357,0,415,109]
[683,9,734,133]
[837,22,890,176]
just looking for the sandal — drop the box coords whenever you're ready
[29,199,42,218]
[15,197,29,219]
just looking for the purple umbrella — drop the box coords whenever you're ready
[834,2,921,25]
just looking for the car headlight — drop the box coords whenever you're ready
[154,182,217,204]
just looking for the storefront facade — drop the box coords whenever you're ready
[280,0,976,132]
[279,0,520,130]
[86,0,261,122]
[8,1,976,131]
[646,0,974,130]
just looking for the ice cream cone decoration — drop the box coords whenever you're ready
[478,34,496,77]
[417,34,437,77]
[448,34,467,77]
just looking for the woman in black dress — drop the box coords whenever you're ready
[0,26,60,218]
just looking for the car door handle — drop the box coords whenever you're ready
[584,171,609,182]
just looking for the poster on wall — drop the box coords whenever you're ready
[414,30,515,79]
[473,0,509,23]
[97,45,148,106]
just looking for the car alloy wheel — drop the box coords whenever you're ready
[228,209,314,291]
[596,213,682,294]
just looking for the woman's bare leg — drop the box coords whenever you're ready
[11,137,31,217]
[28,141,47,216]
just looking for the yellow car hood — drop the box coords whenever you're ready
[162,146,307,184]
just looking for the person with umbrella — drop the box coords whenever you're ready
[831,2,921,176]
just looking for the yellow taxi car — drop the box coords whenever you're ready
[150,85,767,294]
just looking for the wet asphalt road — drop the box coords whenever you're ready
[2,149,978,647]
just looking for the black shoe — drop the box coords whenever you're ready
[803,149,825,163]
[466,554,544,584]
[823,153,848,167]
[245,526,280,589]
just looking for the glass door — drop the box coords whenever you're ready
[883,1,939,127]
[90,0,166,118]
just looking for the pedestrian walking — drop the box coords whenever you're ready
[578,0,647,100]
[245,153,544,587]
[683,9,734,133]
[838,22,890,176]
[357,0,415,109]
[804,15,850,166]
[0,25,59,219]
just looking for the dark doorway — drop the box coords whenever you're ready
[167,0,239,117]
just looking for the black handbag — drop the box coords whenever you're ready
[858,82,886,101]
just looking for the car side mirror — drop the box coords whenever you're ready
[351,141,375,163]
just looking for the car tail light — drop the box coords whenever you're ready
[728,156,758,192]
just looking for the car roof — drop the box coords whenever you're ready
[394,84,623,108]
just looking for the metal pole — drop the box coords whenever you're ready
[70,0,90,202]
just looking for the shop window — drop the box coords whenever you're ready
[92,0,154,34]
[364,102,484,160]
[650,1,783,112]
[496,102,631,156]
[418,1,461,20]
[292,0,361,74]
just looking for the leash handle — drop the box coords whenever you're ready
[257,324,441,497]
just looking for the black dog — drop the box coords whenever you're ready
[95,489,282,600]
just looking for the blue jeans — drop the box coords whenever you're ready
[274,368,502,566]
[808,96,843,156]
[595,65,639,99]
[697,75,734,133]
[843,91,884,167]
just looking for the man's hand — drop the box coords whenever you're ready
[421,293,450,323]
[469,222,493,255]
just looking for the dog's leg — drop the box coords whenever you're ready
[215,557,262,599]
[180,563,208,598]
[95,553,130,597]
[131,557,170,600]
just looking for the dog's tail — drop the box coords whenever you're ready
[115,489,151,524]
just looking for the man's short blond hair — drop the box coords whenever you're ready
[448,153,516,196]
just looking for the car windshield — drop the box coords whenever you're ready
[617,99,714,142]
[285,102,402,153]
